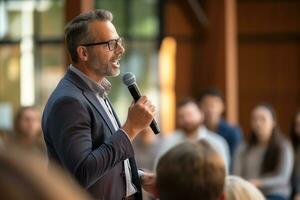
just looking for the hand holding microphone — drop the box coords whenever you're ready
[122,72,160,139]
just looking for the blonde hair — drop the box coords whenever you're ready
[225,176,265,200]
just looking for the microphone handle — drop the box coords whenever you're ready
[128,84,160,134]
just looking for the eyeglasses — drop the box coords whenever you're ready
[80,38,124,51]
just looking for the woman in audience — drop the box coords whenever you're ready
[290,109,300,200]
[12,106,46,154]
[225,175,265,200]
[233,104,293,200]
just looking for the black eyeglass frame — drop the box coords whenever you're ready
[79,38,123,51]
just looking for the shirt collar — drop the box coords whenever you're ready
[69,64,111,98]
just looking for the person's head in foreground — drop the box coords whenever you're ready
[0,144,91,200]
[225,176,265,200]
[156,140,225,200]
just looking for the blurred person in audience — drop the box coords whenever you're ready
[0,130,8,150]
[133,128,162,200]
[233,104,293,200]
[0,144,92,200]
[13,106,46,155]
[289,109,300,200]
[157,98,230,170]
[156,140,225,200]
[197,87,242,164]
[225,175,265,200]
[133,128,161,171]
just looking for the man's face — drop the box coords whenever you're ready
[199,95,224,124]
[84,20,125,79]
[177,103,203,133]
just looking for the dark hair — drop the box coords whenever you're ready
[196,87,224,104]
[156,141,225,200]
[289,109,300,151]
[247,103,284,174]
[176,97,196,109]
[64,9,113,63]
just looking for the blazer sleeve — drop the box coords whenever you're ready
[46,96,134,188]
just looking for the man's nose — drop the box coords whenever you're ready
[115,42,125,55]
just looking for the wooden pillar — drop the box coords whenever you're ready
[193,0,239,124]
[225,0,239,124]
[81,0,95,12]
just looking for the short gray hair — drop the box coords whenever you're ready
[65,9,113,63]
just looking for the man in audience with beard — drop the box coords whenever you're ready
[156,98,230,171]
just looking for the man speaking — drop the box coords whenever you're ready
[42,9,156,200]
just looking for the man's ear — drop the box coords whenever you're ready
[219,192,226,200]
[77,46,88,62]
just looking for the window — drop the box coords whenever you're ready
[0,0,65,130]
[96,0,161,123]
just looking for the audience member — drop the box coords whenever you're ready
[133,128,162,171]
[156,140,225,200]
[233,104,293,200]
[289,109,300,200]
[133,128,162,200]
[13,106,46,154]
[157,98,230,170]
[197,87,242,164]
[225,175,265,200]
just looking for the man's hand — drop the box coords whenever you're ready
[140,172,158,198]
[294,193,300,200]
[122,96,155,140]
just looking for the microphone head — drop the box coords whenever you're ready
[122,72,136,86]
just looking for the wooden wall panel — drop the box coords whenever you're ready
[164,2,198,36]
[238,0,300,134]
[238,1,300,34]
[163,0,300,134]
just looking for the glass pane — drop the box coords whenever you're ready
[0,45,20,130]
[108,40,159,122]
[129,0,159,38]
[36,0,65,38]
[95,0,126,36]
[0,1,23,39]
[35,44,65,108]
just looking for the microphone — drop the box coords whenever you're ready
[122,72,160,134]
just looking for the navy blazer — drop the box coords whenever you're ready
[42,69,142,200]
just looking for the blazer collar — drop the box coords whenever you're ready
[64,69,117,135]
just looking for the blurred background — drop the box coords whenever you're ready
[0,0,299,136]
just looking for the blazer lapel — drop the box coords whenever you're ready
[83,91,116,135]
[65,69,116,135]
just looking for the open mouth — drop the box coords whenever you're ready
[112,58,121,66]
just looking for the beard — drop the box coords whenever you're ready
[181,122,200,134]
[90,62,120,78]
